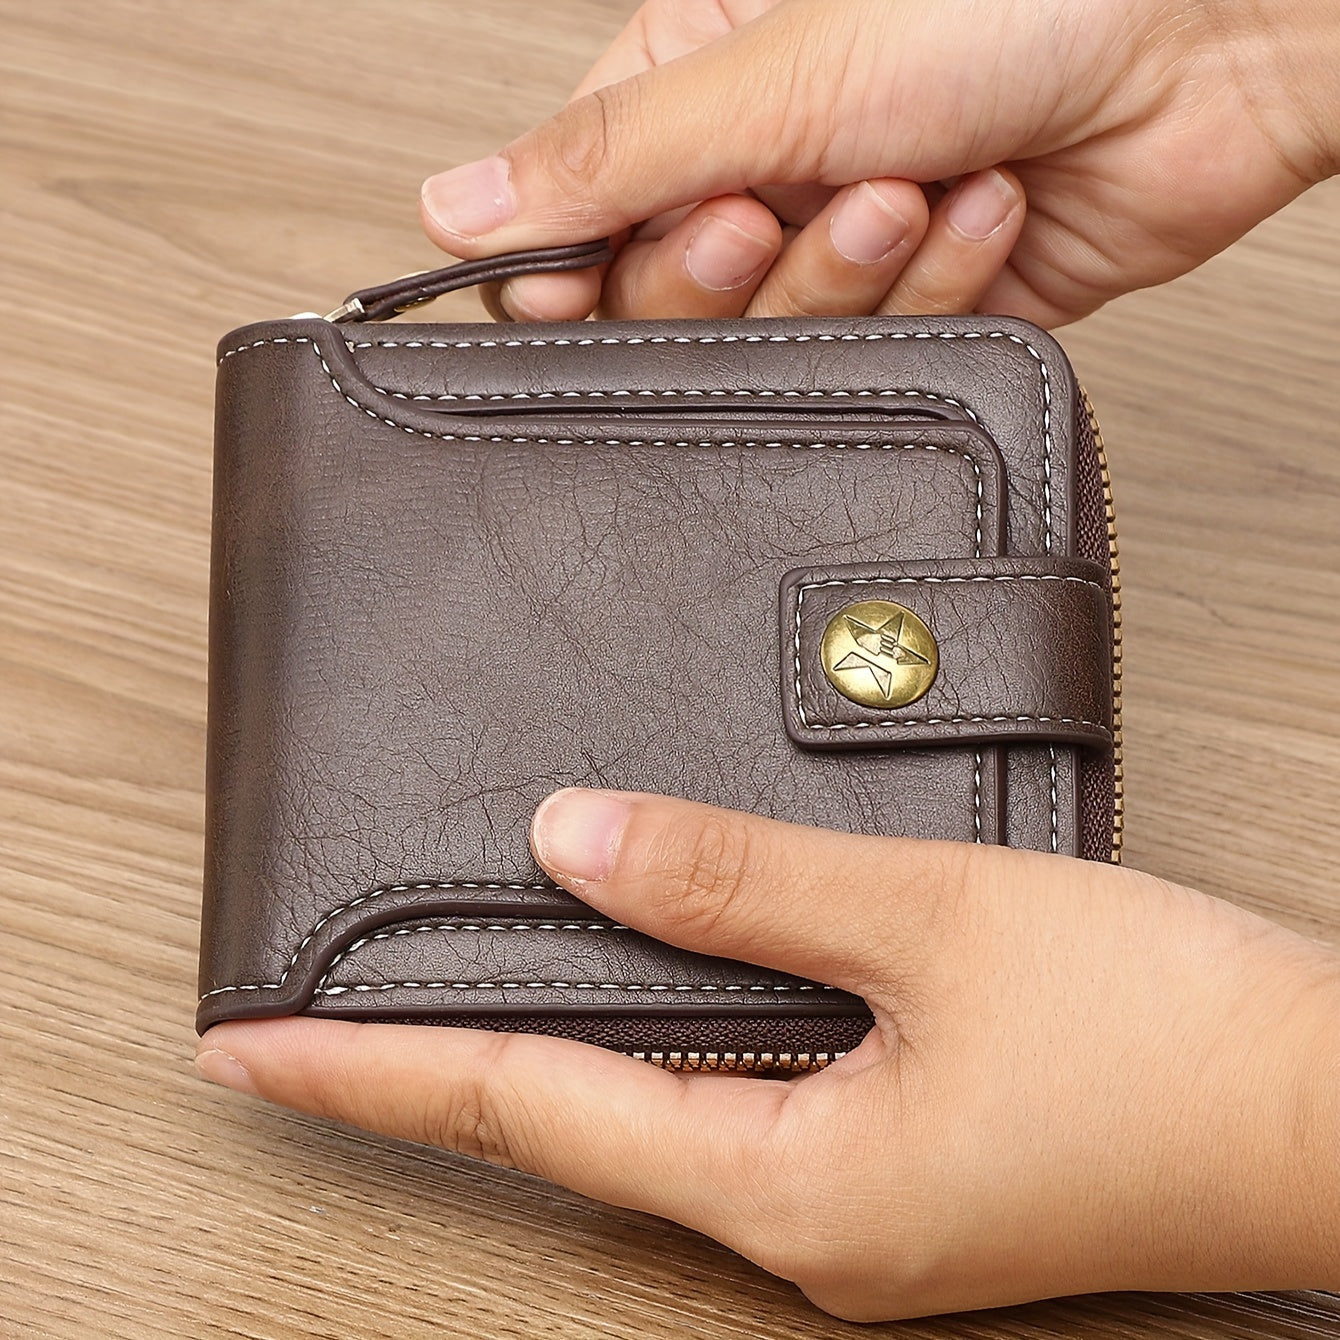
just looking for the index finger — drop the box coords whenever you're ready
[198,1017,800,1252]
[496,0,771,319]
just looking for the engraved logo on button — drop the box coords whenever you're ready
[819,599,938,709]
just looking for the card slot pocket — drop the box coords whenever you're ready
[410,392,976,426]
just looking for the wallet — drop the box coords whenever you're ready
[198,242,1121,1073]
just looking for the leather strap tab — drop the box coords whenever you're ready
[329,240,613,322]
[780,557,1113,751]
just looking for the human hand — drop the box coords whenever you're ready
[481,0,1029,324]
[197,790,1340,1320]
[479,171,1028,326]
[419,0,1339,328]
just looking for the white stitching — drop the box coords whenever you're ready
[1038,357,1053,555]
[353,328,1053,549]
[1048,745,1060,854]
[314,921,834,996]
[794,713,1108,732]
[800,572,1101,593]
[973,751,982,844]
[217,337,986,557]
[220,327,1055,551]
[317,981,835,996]
[346,381,984,425]
[793,573,1105,730]
[314,920,629,991]
[219,338,987,557]
[198,881,558,1000]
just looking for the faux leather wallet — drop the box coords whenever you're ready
[198,242,1122,1072]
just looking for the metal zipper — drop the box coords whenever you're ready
[634,1051,840,1074]
[1079,386,1125,863]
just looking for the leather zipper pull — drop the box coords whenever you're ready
[323,239,613,322]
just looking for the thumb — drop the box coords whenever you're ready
[528,788,981,997]
[419,2,852,255]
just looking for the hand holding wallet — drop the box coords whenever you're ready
[198,244,1121,1072]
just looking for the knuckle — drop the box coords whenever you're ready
[887,266,959,315]
[541,83,627,212]
[411,1035,528,1169]
[716,1099,938,1317]
[798,1230,942,1321]
[652,0,734,45]
[652,811,755,941]
[777,1201,934,1320]
[797,1277,891,1324]
[752,269,828,319]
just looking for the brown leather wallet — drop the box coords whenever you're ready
[198,244,1122,1073]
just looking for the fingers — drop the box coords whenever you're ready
[197,1017,784,1241]
[573,175,1019,323]
[418,7,838,258]
[745,179,929,317]
[487,172,1022,323]
[592,175,1018,321]
[595,196,782,319]
[529,789,973,994]
[493,0,763,321]
[877,168,1025,315]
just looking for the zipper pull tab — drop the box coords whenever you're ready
[320,239,613,323]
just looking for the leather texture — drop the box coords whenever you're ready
[199,295,1118,1064]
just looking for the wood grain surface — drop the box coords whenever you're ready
[1,3,1337,1336]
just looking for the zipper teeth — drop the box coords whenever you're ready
[634,1051,840,1074]
[1080,386,1124,863]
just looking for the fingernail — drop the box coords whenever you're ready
[531,788,631,883]
[829,182,912,264]
[684,216,772,291]
[421,156,516,240]
[946,169,1018,241]
[195,1046,259,1096]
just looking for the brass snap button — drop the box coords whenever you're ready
[820,600,938,709]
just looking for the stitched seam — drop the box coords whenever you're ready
[220,328,1053,548]
[198,881,558,1000]
[973,752,982,844]
[315,920,630,990]
[793,573,1104,730]
[792,713,1109,732]
[317,981,837,996]
[362,329,1053,552]
[348,382,984,425]
[218,339,987,557]
[1049,745,1060,854]
[800,572,1102,593]
[317,922,834,996]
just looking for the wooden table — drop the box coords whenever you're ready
[2,3,1337,1335]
